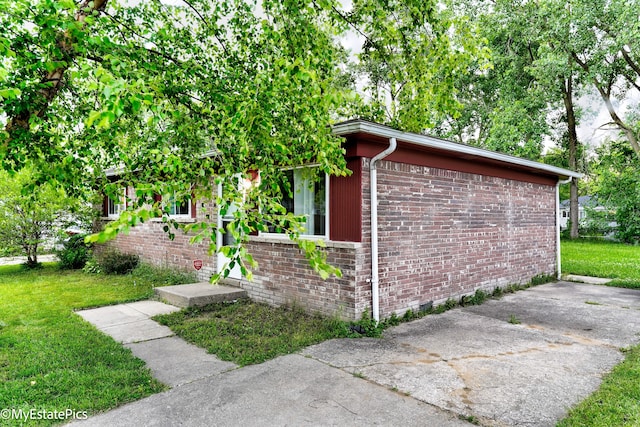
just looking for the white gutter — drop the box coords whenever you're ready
[556,177,572,279]
[333,120,583,180]
[370,137,397,322]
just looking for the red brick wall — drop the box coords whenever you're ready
[241,237,363,319]
[97,220,217,280]
[99,157,558,321]
[369,160,557,317]
[96,194,218,281]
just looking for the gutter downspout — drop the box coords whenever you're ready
[370,137,397,322]
[556,177,572,279]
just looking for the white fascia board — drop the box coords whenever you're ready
[332,120,583,180]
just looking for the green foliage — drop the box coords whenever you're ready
[0,0,486,281]
[588,140,640,243]
[347,309,383,337]
[350,0,490,131]
[433,0,555,159]
[56,234,91,270]
[82,256,102,274]
[508,314,521,325]
[0,264,165,424]
[460,289,488,306]
[579,208,615,237]
[97,249,139,275]
[0,167,86,267]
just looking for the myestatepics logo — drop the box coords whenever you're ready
[0,408,88,422]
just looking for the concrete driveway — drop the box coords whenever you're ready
[72,281,640,426]
[304,281,640,426]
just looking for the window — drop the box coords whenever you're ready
[153,193,195,219]
[106,189,126,218]
[273,168,327,236]
[169,198,191,217]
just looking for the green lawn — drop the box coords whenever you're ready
[0,264,166,426]
[559,239,640,426]
[154,299,353,366]
[561,239,640,288]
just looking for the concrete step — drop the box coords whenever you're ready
[154,282,248,308]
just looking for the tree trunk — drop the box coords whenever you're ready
[3,0,109,147]
[25,244,38,268]
[561,73,580,239]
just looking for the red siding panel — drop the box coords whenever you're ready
[330,158,363,242]
[343,134,558,186]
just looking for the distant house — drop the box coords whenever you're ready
[99,120,581,321]
[558,196,608,230]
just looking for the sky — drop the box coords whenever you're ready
[577,90,640,151]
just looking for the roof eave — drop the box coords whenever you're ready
[332,119,583,181]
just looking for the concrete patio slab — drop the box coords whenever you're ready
[154,283,247,308]
[526,280,640,308]
[463,283,640,348]
[72,282,640,426]
[126,337,237,387]
[303,282,640,426]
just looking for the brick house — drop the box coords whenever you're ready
[101,120,581,321]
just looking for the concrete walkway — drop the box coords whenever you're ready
[77,301,237,387]
[0,254,57,266]
[72,281,640,426]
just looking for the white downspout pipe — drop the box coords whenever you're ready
[370,137,397,322]
[556,177,572,279]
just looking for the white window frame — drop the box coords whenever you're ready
[167,195,192,218]
[107,188,127,219]
[262,166,329,239]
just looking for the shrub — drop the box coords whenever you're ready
[82,256,102,274]
[99,250,139,275]
[56,234,91,270]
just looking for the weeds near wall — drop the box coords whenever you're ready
[350,273,556,337]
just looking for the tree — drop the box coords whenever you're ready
[345,0,490,132]
[532,0,588,239]
[0,0,480,278]
[438,0,589,238]
[564,0,640,159]
[588,139,640,243]
[0,168,83,266]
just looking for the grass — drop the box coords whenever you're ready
[0,263,171,426]
[557,346,640,427]
[154,300,353,366]
[559,239,640,426]
[561,239,640,288]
